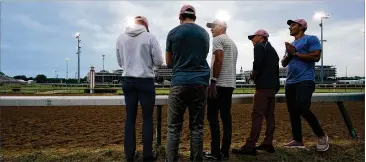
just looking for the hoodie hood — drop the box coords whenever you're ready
[125,24,147,37]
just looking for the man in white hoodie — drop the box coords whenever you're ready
[116,16,164,162]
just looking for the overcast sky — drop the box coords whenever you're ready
[1,1,364,78]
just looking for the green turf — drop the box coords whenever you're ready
[0,85,363,95]
[2,140,364,162]
[115,88,363,95]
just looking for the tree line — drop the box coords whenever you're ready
[9,74,87,83]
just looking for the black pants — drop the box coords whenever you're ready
[285,80,325,141]
[207,87,234,156]
[122,77,155,160]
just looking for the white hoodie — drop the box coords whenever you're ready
[116,24,164,78]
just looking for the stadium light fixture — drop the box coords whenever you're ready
[74,32,80,38]
[216,10,231,21]
[125,16,135,27]
[313,11,329,21]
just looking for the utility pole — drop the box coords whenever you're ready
[320,18,324,84]
[0,0,2,74]
[65,58,69,80]
[102,54,105,83]
[102,54,105,71]
[75,33,81,83]
[54,70,58,83]
[318,13,329,84]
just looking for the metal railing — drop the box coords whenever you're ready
[0,92,364,145]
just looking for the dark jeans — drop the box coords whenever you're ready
[207,87,234,156]
[122,77,155,160]
[285,80,325,141]
[166,85,207,162]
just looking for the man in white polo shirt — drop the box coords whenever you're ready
[204,19,238,161]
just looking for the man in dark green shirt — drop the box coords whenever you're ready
[165,4,210,162]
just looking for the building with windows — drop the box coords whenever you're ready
[88,69,124,84]
[155,65,247,84]
[87,65,336,84]
[236,67,246,80]
[155,65,172,81]
[243,65,337,84]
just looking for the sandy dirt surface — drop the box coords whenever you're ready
[1,102,364,160]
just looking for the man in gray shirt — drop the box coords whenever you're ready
[116,16,163,162]
[204,19,238,161]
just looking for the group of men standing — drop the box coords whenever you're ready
[116,4,330,162]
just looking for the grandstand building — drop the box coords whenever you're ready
[88,70,124,84]
[89,66,249,84]
[156,65,247,84]
[244,65,337,84]
[0,74,24,84]
[155,65,172,81]
[88,65,336,84]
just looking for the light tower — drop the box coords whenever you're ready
[313,11,329,84]
[65,58,70,80]
[75,32,81,83]
[102,54,105,83]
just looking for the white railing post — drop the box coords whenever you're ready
[90,65,95,94]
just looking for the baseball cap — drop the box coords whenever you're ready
[248,29,269,40]
[135,16,149,26]
[287,19,307,31]
[135,16,149,32]
[180,4,196,15]
[206,19,228,28]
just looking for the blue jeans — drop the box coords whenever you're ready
[122,77,155,160]
[166,85,207,162]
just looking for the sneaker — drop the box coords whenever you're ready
[232,145,257,156]
[143,150,157,162]
[127,151,137,162]
[283,140,305,148]
[221,153,229,161]
[316,135,329,152]
[256,144,275,153]
[203,151,221,160]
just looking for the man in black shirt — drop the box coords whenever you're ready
[232,29,280,155]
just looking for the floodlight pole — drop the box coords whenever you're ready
[76,35,81,83]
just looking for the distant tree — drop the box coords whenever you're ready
[13,75,27,81]
[67,79,78,84]
[35,74,47,83]
[28,77,34,81]
[81,76,88,82]
[156,76,164,83]
[0,71,4,76]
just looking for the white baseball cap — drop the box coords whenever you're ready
[206,19,228,28]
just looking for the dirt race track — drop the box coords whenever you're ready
[1,102,365,161]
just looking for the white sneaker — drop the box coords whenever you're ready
[316,135,329,152]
